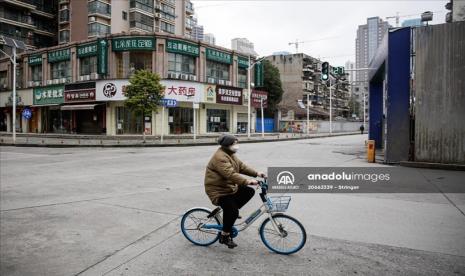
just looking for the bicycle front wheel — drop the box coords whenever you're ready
[180,208,221,246]
[259,213,307,255]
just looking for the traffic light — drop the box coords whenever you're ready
[321,62,329,81]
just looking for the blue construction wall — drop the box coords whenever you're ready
[385,28,411,162]
[256,118,275,132]
[369,80,384,148]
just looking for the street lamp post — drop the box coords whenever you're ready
[247,55,265,138]
[329,76,332,135]
[0,36,26,144]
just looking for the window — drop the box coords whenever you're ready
[51,60,71,80]
[0,71,7,90]
[161,4,175,16]
[129,0,153,13]
[59,9,69,22]
[207,109,230,132]
[88,0,111,16]
[31,65,42,81]
[59,30,70,43]
[79,56,97,76]
[238,68,247,88]
[207,60,230,81]
[122,11,127,20]
[116,106,143,134]
[168,53,195,75]
[169,107,193,134]
[88,22,110,37]
[160,21,174,34]
[129,12,154,32]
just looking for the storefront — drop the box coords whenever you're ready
[112,37,155,78]
[0,89,35,133]
[33,85,66,133]
[62,82,105,134]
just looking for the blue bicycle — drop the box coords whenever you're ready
[180,180,306,255]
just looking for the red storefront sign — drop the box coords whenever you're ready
[251,90,268,108]
[216,85,243,105]
[64,89,96,103]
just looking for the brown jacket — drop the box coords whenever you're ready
[204,147,258,205]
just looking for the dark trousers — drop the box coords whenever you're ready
[218,185,255,233]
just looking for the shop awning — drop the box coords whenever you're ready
[61,104,98,111]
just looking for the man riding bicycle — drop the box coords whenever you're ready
[204,134,266,249]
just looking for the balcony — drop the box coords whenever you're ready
[88,0,112,18]
[129,0,154,14]
[3,0,36,10]
[186,2,194,14]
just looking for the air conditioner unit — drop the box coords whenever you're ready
[207,77,215,84]
[174,73,181,79]
[181,74,189,80]
[218,80,225,85]
[167,72,174,79]
[34,81,41,87]
[155,4,161,10]
[79,75,85,81]
[60,78,67,83]
[155,13,161,18]
[226,81,232,86]
[89,16,96,22]
[53,79,59,84]
[46,80,53,85]
[28,81,34,87]
[189,75,197,81]
[90,73,99,80]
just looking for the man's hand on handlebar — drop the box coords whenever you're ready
[247,179,259,185]
[257,172,267,178]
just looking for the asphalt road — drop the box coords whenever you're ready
[1,135,464,276]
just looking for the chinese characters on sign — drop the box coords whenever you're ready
[77,43,98,57]
[216,85,243,105]
[251,90,268,108]
[111,37,155,52]
[28,54,42,65]
[167,86,196,96]
[64,90,96,103]
[33,85,65,105]
[166,40,199,56]
[206,48,232,64]
[238,57,249,68]
[48,48,70,63]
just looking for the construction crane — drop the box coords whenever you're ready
[288,37,339,53]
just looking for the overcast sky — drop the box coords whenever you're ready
[192,0,447,66]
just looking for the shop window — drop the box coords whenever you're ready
[169,107,193,134]
[168,53,195,75]
[129,52,152,75]
[0,71,7,90]
[116,52,125,79]
[238,68,247,88]
[51,60,71,81]
[80,56,97,76]
[31,65,42,82]
[207,109,230,133]
[206,60,230,82]
[116,106,143,134]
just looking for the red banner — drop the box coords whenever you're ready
[251,90,268,108]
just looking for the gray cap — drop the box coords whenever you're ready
[218,134,238,147]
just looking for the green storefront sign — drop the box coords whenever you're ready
[238,56,249,69]
[111,37,155,52]
[206,48,232,64]
[254,62,264,88]
[48,48,70,63]
[77,43,98,58]
[28,54,43,65]
[166,39,199,57]
[33,85,65,105]
[97,39,108,75]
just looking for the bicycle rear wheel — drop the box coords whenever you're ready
[180,208,221,246]
[259,213,306,254]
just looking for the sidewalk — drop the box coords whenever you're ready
[0,132,360,147]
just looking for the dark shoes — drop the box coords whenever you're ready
[219,234,237,249]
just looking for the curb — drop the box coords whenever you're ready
[399,161,465,171]
[0,133,360,148]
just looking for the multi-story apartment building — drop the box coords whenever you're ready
[231,38,257,56]
[0,33,263,135]
[355,17,389,83]
[265,53,350,122]
[203,33,216,45]
[57,0,195,44]
[0,0,58,49]
[192,22,204,41]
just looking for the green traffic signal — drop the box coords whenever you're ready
[321,61,329,80]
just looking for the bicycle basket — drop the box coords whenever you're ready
[269,196,291,212]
